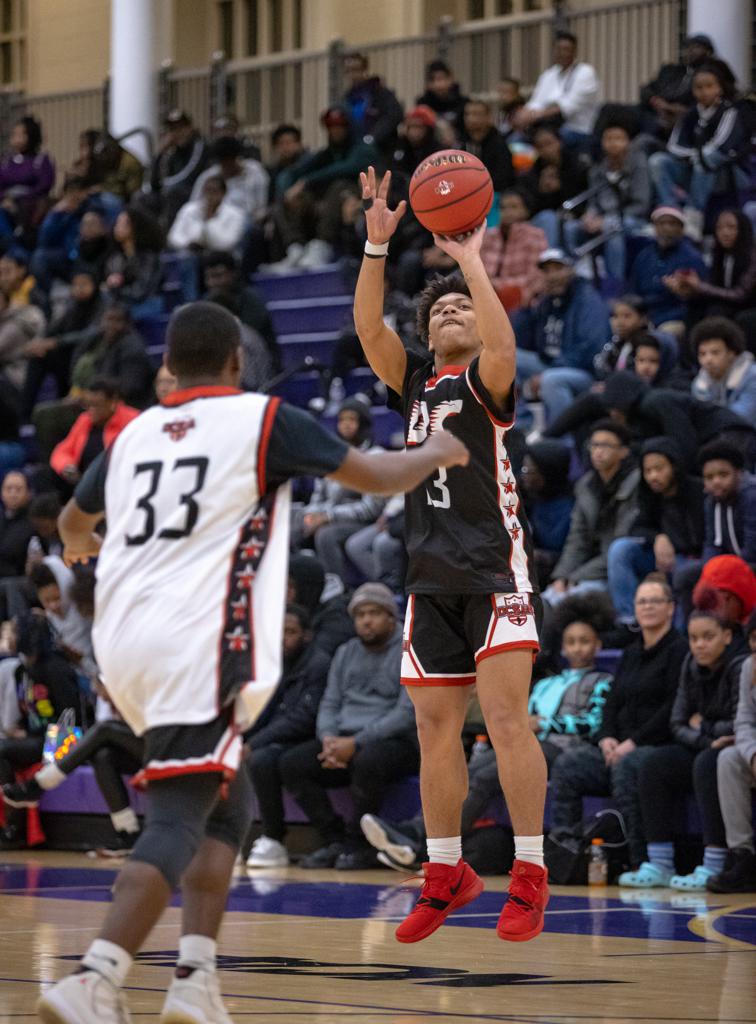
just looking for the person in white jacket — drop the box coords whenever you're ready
[168,175,246,254]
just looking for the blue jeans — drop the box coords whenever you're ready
[607,537,656,622]
[563,215,646,281]
[515,349,548,430]
[0,442,24,479]
[649,150,745,214]
[540,366,594,425]
[531,209,561,247]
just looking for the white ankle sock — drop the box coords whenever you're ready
[36,762,66,790]
[426,836,462,867]
[110,807,140,835]
[178,934,217,972]
[515,835,544,867]
[81,939,132,988]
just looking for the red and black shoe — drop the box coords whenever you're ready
[395,859,484,944]
[497,859,549,942]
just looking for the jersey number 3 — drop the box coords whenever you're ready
[125,457,209,546]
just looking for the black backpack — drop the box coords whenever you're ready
[545,809,629,884]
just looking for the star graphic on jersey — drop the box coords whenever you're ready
[509,526,521,541]
[231,595,248,621]
[500,458,511,472]
[235,565,256,589]
[225,627,249,652]
[241,538,264,560]
[503,481,515,494]
[249,512,267,532]
[504,504,518,519]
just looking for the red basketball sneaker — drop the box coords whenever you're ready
[396,859,484,943]
[496,859,549,942]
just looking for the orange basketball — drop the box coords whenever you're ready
[409,149,493,237]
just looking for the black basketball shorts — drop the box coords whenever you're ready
[400,592,542,687]
[133,709,243,786]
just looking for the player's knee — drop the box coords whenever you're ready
[484,706,531,745]
[131,817,205,889]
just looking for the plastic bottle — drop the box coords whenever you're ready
[588,837,608,886]
[468,734,490,771]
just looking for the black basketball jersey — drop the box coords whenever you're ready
[389,351,536,595]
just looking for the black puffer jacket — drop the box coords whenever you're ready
[631,436,705,556]
[670,650,745,750]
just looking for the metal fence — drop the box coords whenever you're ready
[2,0,687,172]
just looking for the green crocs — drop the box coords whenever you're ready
[618,862,673,888]
[670,865,714,891]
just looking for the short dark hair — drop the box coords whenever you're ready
[285,602,311,630]
[590,417,631,447]
[691,316,746,355]
[210,136,243,162]
[29,492,62,520]
[465,98,491,114]
[271,123,301,146]
[500,187,533,215]
[202,174,227,193]
[202,250,238,274]
[688,608,732,632]
[614,294,647,315]
[555,30,578,46]
[639,574,673,601]
[29,563,58,592]
[553,591,616,638]
[698,440,745,471]
[86,376,121,400]
[102,301,132,324]
[166,301,241,378]
[416,272,471,346]
[632,333,661,353]
[426,59,452,78]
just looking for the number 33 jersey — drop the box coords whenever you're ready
[389,352,536,596]
[75,386,348,736]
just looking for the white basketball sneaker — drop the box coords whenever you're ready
[37,970,131,1024]
[245,835,289,868]
[161,967,233,1024]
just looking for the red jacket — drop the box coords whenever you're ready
[50,403,139,475]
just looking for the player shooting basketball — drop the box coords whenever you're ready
[355,165,549,943]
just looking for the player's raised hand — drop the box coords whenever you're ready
[425,429,470,469]
[433,221,486,266]
[360,166,407,245]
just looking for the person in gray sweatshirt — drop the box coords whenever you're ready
[707,613,756,893]
[280,582,418,870]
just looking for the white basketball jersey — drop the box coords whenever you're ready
[93,388,290,736]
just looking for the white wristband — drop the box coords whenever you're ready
[364,240,389,257]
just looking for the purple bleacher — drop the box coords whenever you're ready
[268,296,352,336]
[134,313,171,364]
[274,366,378,405]
[252,264,347,303]
[279,331,338,369]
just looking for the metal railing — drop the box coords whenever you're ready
[0,0,686,173]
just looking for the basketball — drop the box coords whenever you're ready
[409,149,493,237]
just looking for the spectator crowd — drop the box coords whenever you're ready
[0,30,754,893]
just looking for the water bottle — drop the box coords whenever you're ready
[588,837,608,886]
[468,734,490,771]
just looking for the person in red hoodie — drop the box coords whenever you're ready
[50,377,139,488]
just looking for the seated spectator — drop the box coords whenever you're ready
[103,208,164,319]
[649,61,750,236]
[244,604,331,868]
[210,111,262,161]
[362,592,616,872]
[628,206,707,330]
[707,619,756,893]
[343,493,406,591]
[154,364,177,403]
[287,552,355,657]
[479,188,547,311]
[0,116,54,237]
[50,379,139,488]
[497,77,527,141]
[0,249,48,314]
[0,377,22,478]
[28,560,97,682]
[0,287,45,393]
[700,443,756,566]
[0,489,61,624]
[150,110,209,228]
[390,106,444,186]
[665,210,756,323]
[30,176,93,293]
[190,136,269,221]
[460,99,515,195]
[280,583,417,870]
[0,470,33,581]
[690,318,756,423]
[519,440,575,590]
[300,398,385,580]
[594,295,682,385]
[168,175,246,257]
[548,576,689,869]
[205,290,273,392]
[521,126,590,246]
[2,712,142,856]
[514,31,600,151]
[0,613,82,848]
[202,251,280,372]
[342,52,403,156]
[607,437,704,623]
[563,123,652,281]
[92,132,144,202]
[546,419,640,603]
[415,60,468,141]
[693,557,756,637]
[639,33,716,142]
[66,304,153,409]
[75,210,113,281]
[513,249,611,424]
[619,608,744,889]
[22,267,105,415]
[267,124,306,201]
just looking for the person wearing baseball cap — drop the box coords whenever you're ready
[151,109,209,224]
[279,579,420,871]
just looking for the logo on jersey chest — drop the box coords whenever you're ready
[162,417,196,442]
[407,398,463,444]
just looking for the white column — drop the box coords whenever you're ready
[109,0,162,164]
[688,0,751,90]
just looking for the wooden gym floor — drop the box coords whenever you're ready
[0,851,754,1023]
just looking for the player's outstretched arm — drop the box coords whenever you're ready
[330,430,468,495]
[354,166,408,395]
[59,499,103,567]
[434,227,516,406]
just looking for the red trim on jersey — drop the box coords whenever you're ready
[475,641,540,664]
[425,364,467,389]
[133,762,236,786]
[162,385,243,406]
[465,367,514,429]
[216,522,247,714]
[401,674,477,687]
[256,396,281,497]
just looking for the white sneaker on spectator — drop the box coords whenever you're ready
[161,967,232,1024]
[245,836,289,868]
[682,206,703,243]
[37,970,131,1024]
